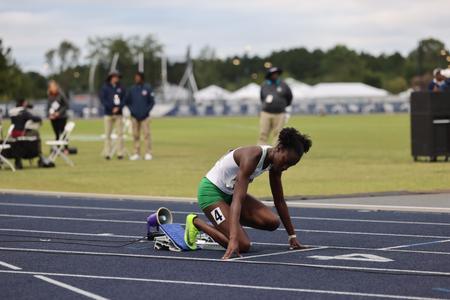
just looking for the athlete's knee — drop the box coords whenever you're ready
[239,239,251,253]
[266,216,280,231]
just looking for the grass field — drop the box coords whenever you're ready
[1,114,449,198]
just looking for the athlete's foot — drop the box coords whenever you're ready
[184,214,199,250]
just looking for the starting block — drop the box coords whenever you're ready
[197,233,225,251]
[153,223,225,252]
[154,223,191,252]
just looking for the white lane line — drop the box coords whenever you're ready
[252,242,450,256]
[2,202,450,226]
[0,214,143,224]
[296,229,450,239]
[0,228,142,239]
[274,201,450,213]
[379,239,450,250]
[1,247,449,277]
[232,247,328,261]
[297,216,450,226]
[1,214,449,239]
[2,228,450,256]
[0,202,163,213]
[0,259,108,299]
[0,269,445,300]
[0,189,196,202]
[34,275,109,300]
[2,188,450,213]
[0,261,22,270]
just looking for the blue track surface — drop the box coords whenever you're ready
[0,193,449,300]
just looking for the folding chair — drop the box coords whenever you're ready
[0,124,16,172]
[46,121,75,166]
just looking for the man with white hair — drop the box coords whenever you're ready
[428,68,448,92]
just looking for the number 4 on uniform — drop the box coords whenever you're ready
[211,207,226,225]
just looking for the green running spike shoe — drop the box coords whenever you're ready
[184,214,199,250]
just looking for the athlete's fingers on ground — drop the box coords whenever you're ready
[222,247,233,260]
[222,248,237,260]
[222,251,241,260]
[222,247,241,260]
[289,239,309,250]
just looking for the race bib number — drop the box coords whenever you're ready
[211,207,225,225]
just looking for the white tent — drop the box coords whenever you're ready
[228,83,261,103]
[310,83,389,99]
[194,85,231,103]
[397,88,413,100]
[163,84,190,102]
[284,78,312,100]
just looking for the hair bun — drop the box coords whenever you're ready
[278,127,312,155]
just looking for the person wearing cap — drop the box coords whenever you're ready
[428,68,448,92]
[125,72,155,161]
[100,70,126,160]
[258,67,293,145]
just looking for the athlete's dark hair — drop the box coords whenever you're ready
[277,127,312,156]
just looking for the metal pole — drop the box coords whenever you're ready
[161,55,168,102]
[110,53,120,72]
[138,52,144,72]
[88,57,99,118]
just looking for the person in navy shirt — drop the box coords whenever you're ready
[428,68,448,92]
[100,70,126,160]
[125,72,155,161]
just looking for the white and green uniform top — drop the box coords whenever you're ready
[206,145,272,195]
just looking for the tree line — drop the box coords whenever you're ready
[0,35,448,102]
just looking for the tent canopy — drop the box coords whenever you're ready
[194,85,231,102]
[163,84,190,101]
[310,82,389,98]
[228,83,261,102]
[284,77,312,99]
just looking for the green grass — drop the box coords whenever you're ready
[1,114,449,197]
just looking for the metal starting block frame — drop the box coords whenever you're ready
[154,235,184,252]
[197,233,225,251]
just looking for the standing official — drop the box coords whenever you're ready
[47,80,69,152]
[126,72,155,161]
[100,70,126,160]
[258,67,293,145]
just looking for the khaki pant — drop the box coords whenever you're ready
[131,117,152,155]
[103,115,124,157]
[258,111,286,145]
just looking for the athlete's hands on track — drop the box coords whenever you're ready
[222,238,241,260]
[289,237,308,250]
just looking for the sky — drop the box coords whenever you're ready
[1,0,449,73]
